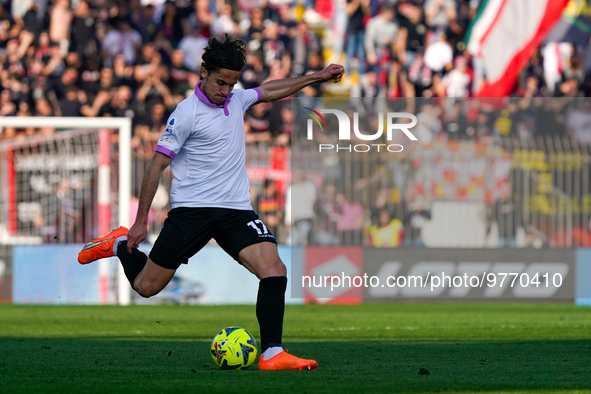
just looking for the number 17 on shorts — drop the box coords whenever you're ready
[247,219,274,238]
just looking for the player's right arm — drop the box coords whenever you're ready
[127,152,173,253]
[257,64,344,102]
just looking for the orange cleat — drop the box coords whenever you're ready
[258,351,318,370]
[78,226,128,264]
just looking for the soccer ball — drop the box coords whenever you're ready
[210,327,258,370]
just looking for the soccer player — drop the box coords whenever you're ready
[78,34,344,370]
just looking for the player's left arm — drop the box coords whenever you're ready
[257,64,345,102]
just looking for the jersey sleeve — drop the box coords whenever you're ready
[155,106,193,159]
[234,88,262,112]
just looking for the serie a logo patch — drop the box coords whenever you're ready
[165,118,175,133]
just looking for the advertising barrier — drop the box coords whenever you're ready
[575,248,591,305]
[363,248,575,301]
[3,244,584,305]
[302,246,363,304]
[13,244,100,304]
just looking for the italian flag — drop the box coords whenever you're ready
[466,0,569,97]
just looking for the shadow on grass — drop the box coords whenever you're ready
[0,338,589,393]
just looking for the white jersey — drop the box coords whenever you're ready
[156,82,262,210]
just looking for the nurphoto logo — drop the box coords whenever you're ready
[303,107,419,153]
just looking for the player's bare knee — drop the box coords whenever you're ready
[275,260,287,276]
[261,258,286,278]
[134,281,162,298]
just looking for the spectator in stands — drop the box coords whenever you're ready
[352,69,382,100]
[245,7,265,46]
[34,96,56,134]
[136,71,174,112]
[386,58,414,97]
[403,191,431,247]
[135,100,168,141]
[414,101,442,143]
[160,0,185,46]
[423,31,453,74]
[177,24,208,71]
[112,54,134,87]
[41,42,65,90]
[13,2,39,61]
[101,16,142,66]
[345,0,371,77]
[314,183,341,245]
[407,47,433,97]
[487,181,523,248]
[245,102,273,145]
[153,27,175,65]
[135,4,159,44]
[256,178,283,239]
[49,0,72,58]
[71,0,97,56]
[424,0,457,34]
[78,55,102,100]
[561,51,586,93]
[59,85,83,116]
[80,67,114,117]
[3,101,36,139]
[336,190,365,245]
[371,187,398,224]
[186,0,214,38]
[168,49,194,97]
[134,43,169,83]
[369,208,404,247]
[240,50,269,89]
[211,2,237,38]
[261,20,290,72]
[517,75,544,98]
[396,0,426,67]
[0,88,16,116]
[364,5,398,75]
[442,55,470,97]
[32,30,50,62]
[65,51,82,71]
[442,99,467,139]
[276,4,297,44]
[103,85,136,118]
[285,170,317,246]
[267,0,294,23]
[292,20,322,77]
[47,66,78,103]
[0,3,17,48]
[329,0,348,65]
[271,102,292,146]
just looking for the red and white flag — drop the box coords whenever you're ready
[467,0,569,96]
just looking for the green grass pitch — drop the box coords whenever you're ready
[0,303,590,393]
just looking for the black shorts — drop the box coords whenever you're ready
[149,207,277,270]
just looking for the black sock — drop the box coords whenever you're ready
[256,276,288,353]
[116,240,147,288]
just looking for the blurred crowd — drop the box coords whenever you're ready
[2,0,591,146]
[2,0,591,247]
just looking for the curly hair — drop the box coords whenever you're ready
[201,34,246,73]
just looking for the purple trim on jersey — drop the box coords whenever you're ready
[155,145,176,159]
[247,87,263,111]
[194,81,233,116]
[254,87,262,102]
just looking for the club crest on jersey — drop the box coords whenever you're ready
[165,118,175,133]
